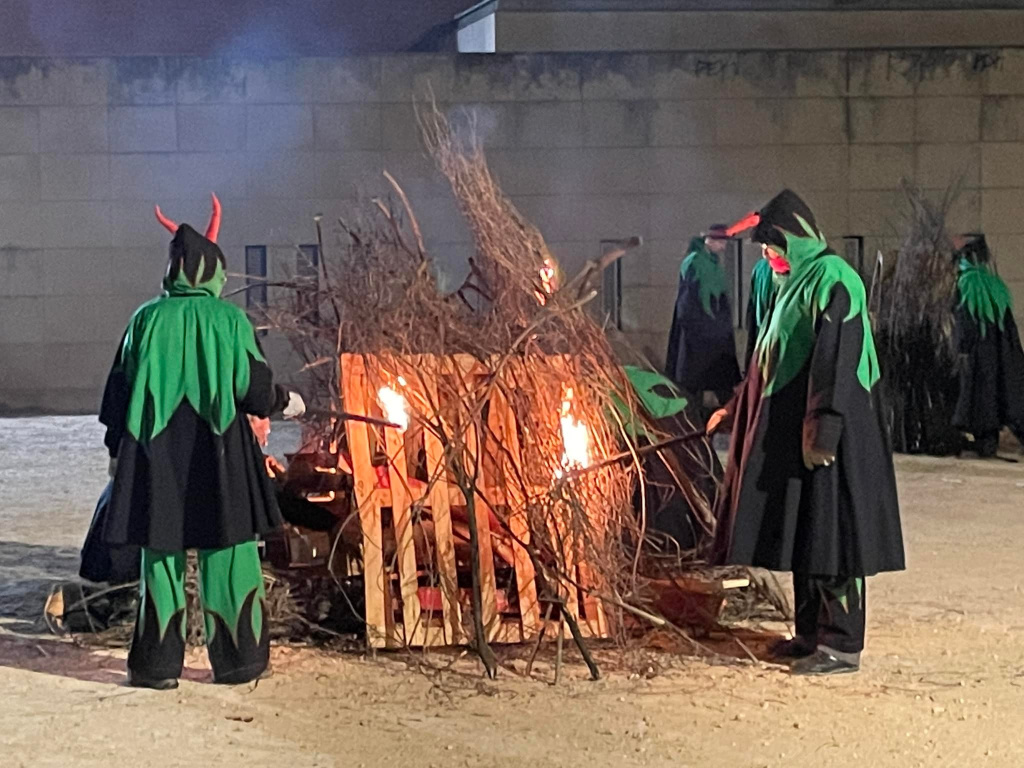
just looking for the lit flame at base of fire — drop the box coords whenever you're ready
[535,259,557,306]
[556,388,590,478]
[378,386,410,432]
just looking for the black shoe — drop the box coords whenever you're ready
[127,670,179,690]
[768,636,815,660]
[789,649,859,676]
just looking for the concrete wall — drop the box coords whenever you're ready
[0,49,1021,412]
[492,9,1024,51]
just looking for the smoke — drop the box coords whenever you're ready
[446,104,502,151]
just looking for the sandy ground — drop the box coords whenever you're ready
[1,417,1023,768]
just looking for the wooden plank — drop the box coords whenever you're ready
[483,396,507,505]
[420,368,464,646]
[546,514,580,623]
[576,560,608,637]
[494,386,541,640]
[462,414,500,641]
[340,354,389,649]
[666,575,751,595]
[384,420,422,645]
[408,622,448,648]
[442,355,501,644]
[374,485,466,508]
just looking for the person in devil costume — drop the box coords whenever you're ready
[709,190,904,676]
[665,225,741,408]
[951,235,1024,457]
[99,195,305,689]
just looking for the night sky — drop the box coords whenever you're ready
[0,0,475,57]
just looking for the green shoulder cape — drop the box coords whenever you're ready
[749,257,777,329]
[754,216,879,396]
[958,258,1013,338]
[120,259,266,443]
[609,366,689,441]
[680,236,728,318]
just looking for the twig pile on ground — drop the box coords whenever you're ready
[874,180,962,455]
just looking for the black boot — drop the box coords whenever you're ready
[790,648,859,676]
[768,635,815,660]
[127,670,179,690]
[977,431,1000,458]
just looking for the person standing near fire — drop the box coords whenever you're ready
[709,190,905,676]
[665,225,741,409]
[99,194,305,689]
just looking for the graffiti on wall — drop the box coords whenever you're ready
[885,49,1002,83]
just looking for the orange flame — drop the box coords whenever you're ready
[536,259,557,305]
[557,388,590,476]
[378,386,409,432]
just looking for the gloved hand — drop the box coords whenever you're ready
[108,457,118,479]
[706,408,729,435]
[283,391,306,420]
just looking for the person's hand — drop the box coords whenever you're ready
[706,408,728,435]
[107,457,118,479]
[802,414,840,471]
[248,415,271,447]
[283,391,306,420]
[803,446,835,471]
[264,455,286,479]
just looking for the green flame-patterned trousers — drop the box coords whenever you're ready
[793,574,866,654]
[127,541,268,684]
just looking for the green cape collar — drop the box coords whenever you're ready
[680,236,728,317]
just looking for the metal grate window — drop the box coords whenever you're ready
[842,236,865,274]
[297,244,320,322]
[719,238,743,329]
[737,240,760,331]
[297,244,320,279]
[244,245,267,310]
[599,240,623,331]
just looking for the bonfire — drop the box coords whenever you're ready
[254,104,723,676]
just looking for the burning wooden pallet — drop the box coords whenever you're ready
[339,353,609,649]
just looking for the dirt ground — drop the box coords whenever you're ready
[1,417,1023,768]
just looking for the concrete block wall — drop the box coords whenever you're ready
[0,49,1022,412]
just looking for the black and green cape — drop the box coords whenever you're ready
[665,235,741,397]
[100,222,288,552]
[713,190,904,577]
[951,236,1024,445]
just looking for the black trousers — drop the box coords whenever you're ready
[793,575,865,654]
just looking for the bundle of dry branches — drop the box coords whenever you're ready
[257,103,720,675]
[875,180,962,455]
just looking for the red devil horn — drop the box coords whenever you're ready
[726,212,761,238]
[205,193,221,243]
[154,205,178,234]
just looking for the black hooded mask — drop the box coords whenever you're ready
[167,223,226,286]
